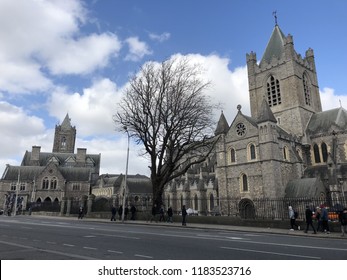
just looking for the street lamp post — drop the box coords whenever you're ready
[121,126,130,222]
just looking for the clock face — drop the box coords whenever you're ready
[236,123,246,136]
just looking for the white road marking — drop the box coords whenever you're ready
[46,241,56,244]
[134,254,153,259]
[83,235,96,238]
[221,246,321,259]
[83,246,97,250]
[63,243,75,247]
[107,250,123,254]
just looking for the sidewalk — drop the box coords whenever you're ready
[32,214,346,239]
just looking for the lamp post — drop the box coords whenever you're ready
[121,126,130,222]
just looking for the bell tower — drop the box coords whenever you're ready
[52,113,76,153]
[246,22,322,137]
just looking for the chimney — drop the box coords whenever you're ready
[31,146,41,164]
[76,148,87,166]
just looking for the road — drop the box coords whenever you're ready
[0,215,346,260]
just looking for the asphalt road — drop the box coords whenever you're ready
[0,215,346,260]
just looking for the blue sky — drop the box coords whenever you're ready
[1,0,347,177]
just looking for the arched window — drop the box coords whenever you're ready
[51,177,57,189]
[313,144,321,163]
[194,194,198,210]
[303,73,311,106]
[321,142,328,162]
[241,174,248,192]
[42,177,49,189]
[267,75,281,107]
[61,137,66,148]
[249,144,256,160]
[230,148,236,163]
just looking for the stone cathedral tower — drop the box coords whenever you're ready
[246,23,322,137]
[52,113,76,153]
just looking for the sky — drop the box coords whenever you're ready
[1,0,347,177]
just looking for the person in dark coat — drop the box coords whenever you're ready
[167,206,173,223]
[130,205,137,220]
[304,206,316,234]
[321,206,330,234]
[118,205,123,220]
[78,206,84,219]
[339,207,347,237]
[110,205,117,221]
[182,205,187,226]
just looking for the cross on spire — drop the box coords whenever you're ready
[272,10,278,26]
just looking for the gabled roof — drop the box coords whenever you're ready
[257,98,277,123]
[285,178,325,198]
[306,107,347,135]
[260,25,287,64]
[214,111,229,135]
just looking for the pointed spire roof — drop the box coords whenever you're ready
[215,111,229,135]
[61,113,72,130]
[260,24,287,64]
[257,98,277,123]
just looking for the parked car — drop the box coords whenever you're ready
[186,208,198,216]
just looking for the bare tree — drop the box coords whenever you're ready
[115,57,218,208]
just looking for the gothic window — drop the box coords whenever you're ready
[248,143,256,161]
[51,177,57,189]
[266,75,281,107]
[42,177,49,189]
[241,174,249,192]
[313,144,321,163]
[11,183,16,191]
[303,73,311,106]
[321,142,328,162]
[230,148,236,163]
[194,194,198,210]
[61,137,66,149]
[20,183,26,191]
[72,183,81,191]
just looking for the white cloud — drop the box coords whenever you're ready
[125,37,152,62]
[149,32,171,42]
[0,0,122,92]
[47,78,122,136]
[320,87,347,110]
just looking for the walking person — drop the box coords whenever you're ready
[339,207,347,237]
[159,205,165,222]
[150,204,157,222]
[315,207,322,232]
[110,205,117,221]
[288,206,300,231]
[167,206,173,223]
[78,206,84,219]
[321,206,330,234]
[182,205,187,226]
[130,205,137,220]
[118,205,123,220]
[304,206,316,234]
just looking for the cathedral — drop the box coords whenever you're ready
[164,23,347,217]
[0,114,101,212]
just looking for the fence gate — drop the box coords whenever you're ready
[239,198,255,219]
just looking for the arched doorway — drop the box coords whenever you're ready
[239,199,255,219]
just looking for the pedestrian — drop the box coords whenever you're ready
[182,205,187,226]
[304,205,316,234]
[159,205,165,222]
[315,207,322,232]
[321,206,330,234]
[150,204,157,222]
[130,205,137,220]
[78,206,84,219]
[124,206,129,220]
[339,207,347,237]
[167,206,173,223]
[110,205,117,221]
[288,206,300,231]
[118,205,123,220]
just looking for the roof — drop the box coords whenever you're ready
[214,111,229,135]
[61,113,73,130]
[260,25,287,64]
[306,107,347,135]
[257,98,277,123]
[285,178,325,198]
